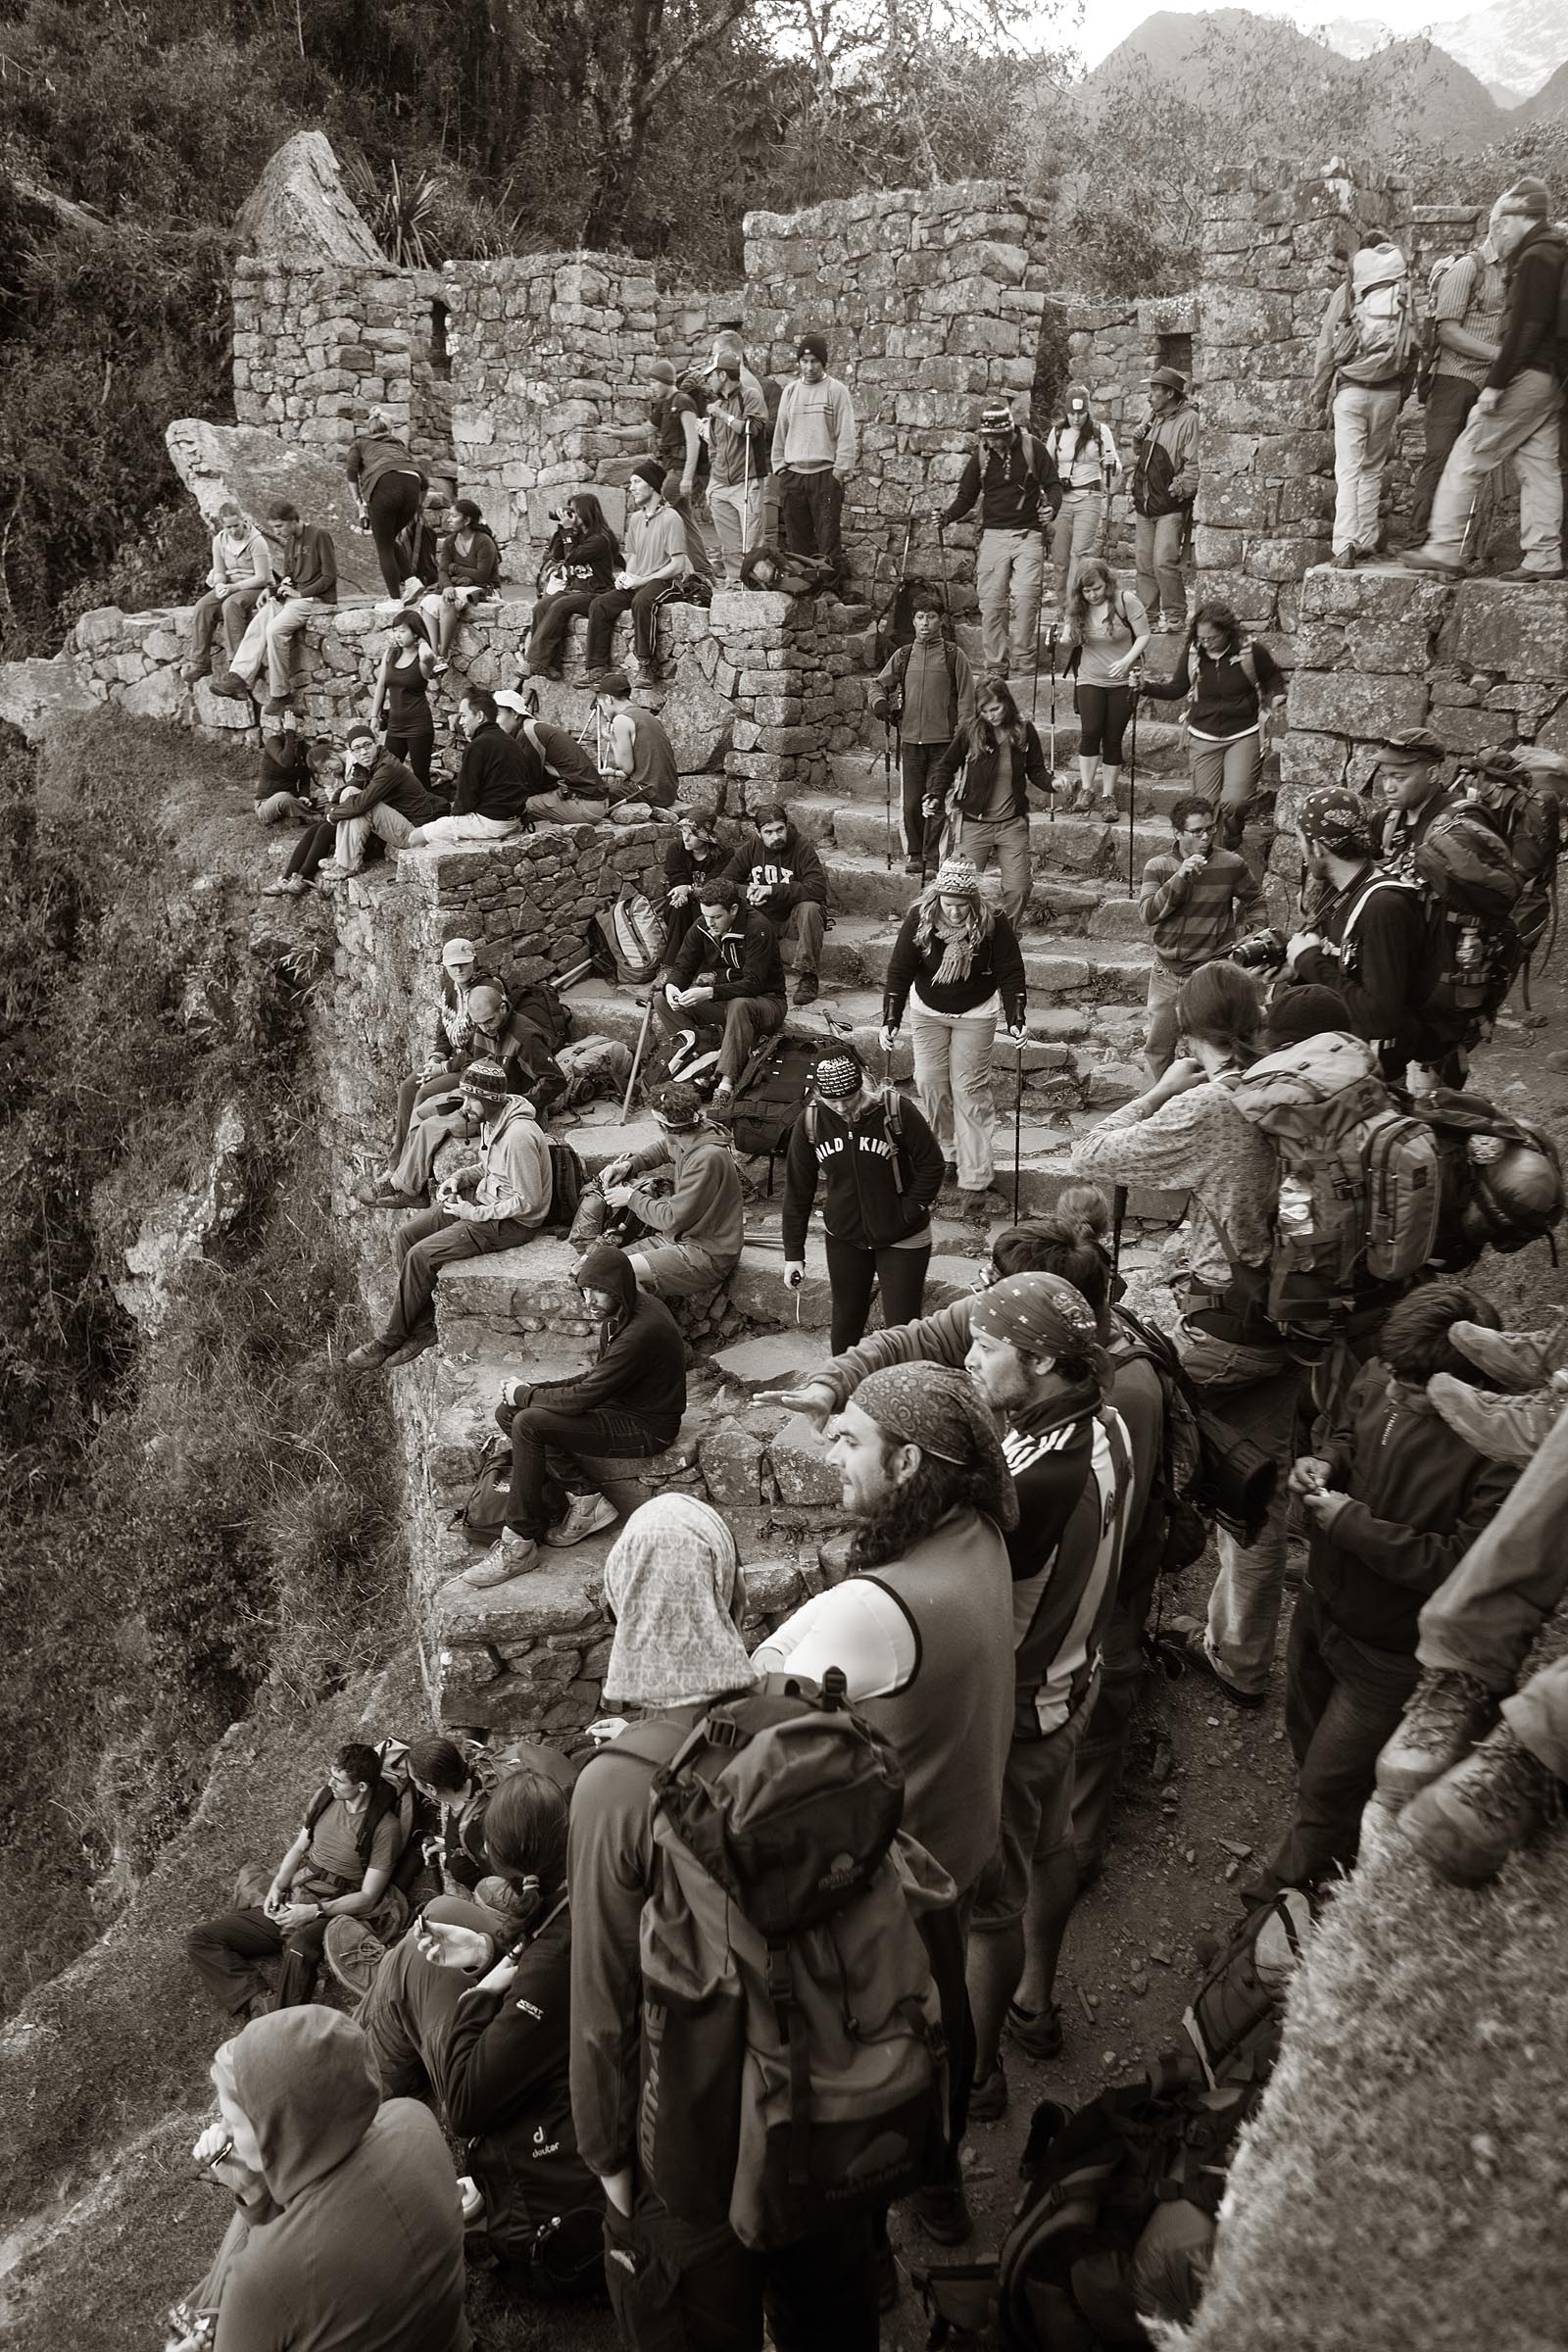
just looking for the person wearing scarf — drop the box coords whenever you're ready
[880,856,1028,1211]
[960,1273,1134,2118]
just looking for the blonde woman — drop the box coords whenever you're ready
[880,857,1027,1208]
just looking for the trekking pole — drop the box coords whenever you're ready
[1111,1182,1128,1281]
[1029,593,1043,727]
[1047,627,1056,824]
[622,990,656,1119]
[935,517,953,634]
[1126,687,1139,898]
[898,498,915,598]
[882,710,894,872]
[1011,1035,1026,1224]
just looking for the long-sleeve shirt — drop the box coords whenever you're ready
[277,524,337,604]
[667,909,784,1004]
[622,1128,745,1268]
[525,1291,687,1435]
[1128,403,1200,513]
[436,530,500,590]
[1490,224,1568,389]
[1045,420,1120,491]
[707,379,767,490]
[1139,847,1265,976]
[932,720,1051,823]
[334,747,445,826]
[345,432,427,503]
[452,722,537,821]
[771,375,858,473]
[883,904,1026,1026]
[1073,1082,1277,1289]
[1290,869,1444,1066]
[780,1092,944,1257]
[459,1101,552,1227]
[871,640,975,743]
[1141,634,1280,742]
[723,825,829,917]
[941,435,1061,533]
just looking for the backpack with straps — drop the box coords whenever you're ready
[608,885,668,983]
[883,639,962,731]
[604,1675,953,2252]
[726,1031,821,1167]
[1332,251,1416,388]
[1460,749,1567,968]
[804,1087,909,1193]
[1415,248,1482,404]
[1105,1306,1208,1574]
[1223,1030,1443,1338]
[1413,808,1525,1018]
[546,1138,586,1230]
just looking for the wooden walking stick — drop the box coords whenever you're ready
[622,990,657,1119]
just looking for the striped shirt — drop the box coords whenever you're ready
[1004,1409,1133,1738]
[1430,250,1507,392]
[1140,847,1266,976]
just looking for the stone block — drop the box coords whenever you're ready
[767,1414,841,1509]
[1288,669,1428,737]
[1452,579,1568,682]
[166,417,386,597]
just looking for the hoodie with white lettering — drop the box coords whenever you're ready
[780,1088,945,1257]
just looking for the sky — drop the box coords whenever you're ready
[1048,0,1454,71]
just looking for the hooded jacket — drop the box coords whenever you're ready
[520,1243,687,1435]
[723,823,829,917]
[458,1097,552,1228]
[217,2008,468,2352]
[430,964,504,1063]
[666,906,786,1003]
[659,830,730,909]
[1129,399,1200,514]
[1491,221,1568,388]
[781,1089,945,1257]
[623,1123,745,1269]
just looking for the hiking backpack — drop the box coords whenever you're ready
[1103,1305,1207,1574]
[726,1031,821,1167]
[1413,807,1526,1017]
[1332,254,1416,388]
[1424,1088,1565,1263]
[605,1674,952,2252]
[1223,1030,1443,1337]
[609,885,667,983]
[545,1138,586,1230]
[1459,750,1567,971]
[458,1443,513,1548]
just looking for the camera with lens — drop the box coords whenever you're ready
[1230,927,1288,974]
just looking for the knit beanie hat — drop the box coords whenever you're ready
[930,856,982,902]
[797,332,828,363]
[1263,984,1353,1048]
[648,360,677,385]
[812,1048,863,1101]
[630,459,665,494]
[1500,177,1550,220]
[1298,786,1372,854]
[980,404,1014,433]
[459,1057,509,1105]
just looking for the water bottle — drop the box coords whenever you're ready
[1278,1173,1314,1244]
[1455,924,1483,973]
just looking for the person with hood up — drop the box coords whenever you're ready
[598,1080,745,1299]
[474,1243,687,1586]
[780,1045,946,1352]
[179,2005,468,2352]
[346,1060,552,1372]
[569,1494,883,2350]
[1311,238,1413,568]
[722,798,830,1007]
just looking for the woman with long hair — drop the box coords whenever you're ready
[1062,558,1152,818]
[525,492,623,679]
[1043,380,1120,620]
[418,496,501,666]
[927,676,1052,925]
[368,609,439,787]
[1140,598,1285,855]
[880,856,1028,1209]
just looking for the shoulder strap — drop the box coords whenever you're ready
[805,1100,819,1146]
[305,1784,332,1837]
[1238,644,1257,688]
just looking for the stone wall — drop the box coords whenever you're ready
[232,260,417,453]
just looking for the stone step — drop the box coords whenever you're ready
[831,718,1191,796]
[793,793,1174,884]
[820,915,1154,1001]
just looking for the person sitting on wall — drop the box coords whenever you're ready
[358,938,503,1198]
[474,1243,688,1587]
[525,493,623,679]
[418,496,502,669]
[405,688,538,848]
[368,609,440,789]
[394,488,444,598]
[652,878,785,1115]
[368,982,562,1208]
[657,802,731,957]
[182,500,272,683]
[345,1059,554,1373]
[213,500,339,719]
[347,405,430,601]
[260,748,356,900]
[596,669,679,812]
[597,1080,745,1301]
[771,333,858,574]
[581,464,690,688]
[722,798,829,1008]
[331,721,449,876]
[493,687,611,826]
[255,720,318,828]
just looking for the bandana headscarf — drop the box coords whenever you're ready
[603,1494,758,1710]
[854,1364,1019,1531]
[914,856,990,983]
[1299,786,1371,855]
[972,1273,1111,1395]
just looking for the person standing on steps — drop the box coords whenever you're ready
[1042,382,1120,624]
[470,1243,688,1590]
[870,590,976,876]
[1128,367,1199,632]
[1280,785,1445,1081]
[772,333,858,575]
[722,798,829,1007]
[1061,558,1151,819]
[419,497,501,669]
[645,357,704,514]
[1140,600,1284,858]
[596,670,679,811]
[1139,796,1266,1080]
[779,1046,945,1352]
[1311,237,1414,569]
[1402,234,1505,549]
[929,677,1053,926]
[525,494,622,680]
[345,1061,552,1373]
[582,465,689,688]
[705,357,767,580]
[939,402,1061,680]
[881,856,1027,1211]
[1403,180,1566,583]
[653,878,785,1115]
[368,610,440,789]
[182,501,271,683]
[346,408,430,601]
[962,1274,1134,2116]
[597,1080,745,1301]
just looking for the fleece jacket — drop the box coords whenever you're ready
[780,1090,944,1257]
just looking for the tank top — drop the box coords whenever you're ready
[386,651,432,736]
[624,709,678,808]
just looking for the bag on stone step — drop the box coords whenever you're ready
[1223,1030,1443,1337]
[726,1031,820,1163]
[602,1673,952,2253]
[610,886,668,982]
[546,1139,587,1230]
[459,1446,513,1549]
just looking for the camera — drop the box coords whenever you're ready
[1230,927,1288,974]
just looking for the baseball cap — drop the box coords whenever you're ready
[442,937,478,968]
[493,689,531,714]
[1375,728,1445,766]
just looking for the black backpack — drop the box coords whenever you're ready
[459,1444,513,1548]
[546,1139,586,1230]
[726,1033,821,1169]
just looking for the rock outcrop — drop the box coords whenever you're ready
[233,130,386,267]
[166,417,387,598]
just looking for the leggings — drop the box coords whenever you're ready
[368,471,425,599]
[823,1234,932,1355]
[1076,682,1133,763]
[386,723,434,788]
[284,820,335,880]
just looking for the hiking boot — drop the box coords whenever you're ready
[264,695,293,718]
[546,1491,618,1547]
[1451,1318,1568,1392]
[957,1187,995,1218]
[1397,549,1466,579]
[905,857,924,877]
[1004,1996,1063,2060]
[1331,547,1358,569]
[1375,1670,1498,1808]
[1160,1614,1266,1709]
[1426,1371,1568,1465]
[1069,787,1095,814]
[968,2057,1008,2122]
[323,1918,385,2000]
[1097,797,1117,824]
[383,1329,439,1368]
[206,671,253,702]
[1499,565,1566,583]
[792,971,819,1007]
[180,658,211,682]
[345,1338,396,1372]
[242,1988,278,2023]
[909,2179,973,2245]
[463,1533,540,1588]
[1399,1723,1558,1886]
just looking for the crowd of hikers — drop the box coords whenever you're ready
[162,200,1568,2352]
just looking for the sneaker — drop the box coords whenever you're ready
[1451,1318,1568,1392]
[1398,549,1466,578]
[1097,797,1117,823]
[1426,1371,1568,1466]
[1499,565,1565,583]
[1399,1723,1558,1886]
[792,972,819,1007]
[1069,788,1095,814]
[1160,1614,1267,1709]
[323,1918,385,1999]
[1004,1996,1063,2060]
[1158,611,1187,631]
[909,2179,973,2245]
[545,1491,618,1547]
[344,1338,395,1372]
[261,878,298,898]
[1376,1670,1498,1808]
[463,1533,540,1588]
[968,2057,1008,2122]
[180,658,211,682]
[905,857,924,877]
[957,1187,994,1217]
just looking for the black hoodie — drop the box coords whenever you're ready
[1491,222,1568,389]
[522,1244,687,1435]
[723,823,829,917]
[781,1090,945,1256]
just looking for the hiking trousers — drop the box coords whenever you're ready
[1331,380,1401,556]
[585,581,682,669]
[823,1234,931,1355]
[1423,364,1564,571]
[653,989,783,1083]
[384,1205,537,1345]
[1408,373,1480,541]
[1177,1324,1305,1699]
[1135,513,1186,626]
[602,2190,878,2352]
[910,994,998,1191]
[899,740,950,865]
[975,526,1044,674]
[778,466,845,566]
[1051,490,1103,610]
[1260,1581,1418,1895]
[958,814,1032,926]
[189,583,264,669]
[498,1400,673,1540]
[187,1900,341,2012]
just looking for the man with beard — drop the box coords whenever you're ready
[1281,785,1444,1080]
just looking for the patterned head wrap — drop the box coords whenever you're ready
[971,1273,1110,1391]
[853,1364,1019,1531]
[603,1494,758,1710]
[1298,786,1371,854]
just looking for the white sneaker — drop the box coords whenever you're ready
[545,1492,618,1547]
[463,1534,540,1587]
